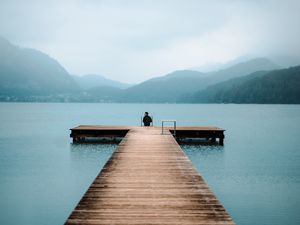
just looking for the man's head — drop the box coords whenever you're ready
[145,112,149,116]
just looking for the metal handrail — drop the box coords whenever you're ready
[161,120,176,137]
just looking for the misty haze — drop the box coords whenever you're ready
[0,1,300,225]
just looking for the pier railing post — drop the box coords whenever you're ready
[161,120,176,137]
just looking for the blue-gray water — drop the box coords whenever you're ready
[0,103,299,225]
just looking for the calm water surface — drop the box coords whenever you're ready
[0,103,299,225]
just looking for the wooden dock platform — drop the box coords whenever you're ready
[65,126,234,225]
[70,125,225,145]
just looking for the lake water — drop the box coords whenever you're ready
[0,103,299,225]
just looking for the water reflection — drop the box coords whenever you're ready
[182,144,224,160]
[70,143,117,154]
[69,143,116,175]
[1,103,299,225]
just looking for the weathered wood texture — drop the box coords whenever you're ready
[65,127,234,225]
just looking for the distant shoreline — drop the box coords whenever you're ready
[1,101,299,105]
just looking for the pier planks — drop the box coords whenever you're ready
[65,126,234,225]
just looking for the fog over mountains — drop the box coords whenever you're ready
[0,37,299,103]
[72,74,132,90]
[0,37,79,97]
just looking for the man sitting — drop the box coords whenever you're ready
[143,112,152,126]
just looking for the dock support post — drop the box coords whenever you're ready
[73,136,78,143]
[219,137,224,146]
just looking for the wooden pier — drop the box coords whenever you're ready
[70,125,225,145]
[65,126,234,225]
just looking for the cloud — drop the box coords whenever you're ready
[0,0,299,82]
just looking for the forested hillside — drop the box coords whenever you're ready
[188,66,300,104]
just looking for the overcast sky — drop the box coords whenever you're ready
[0,0,300,83]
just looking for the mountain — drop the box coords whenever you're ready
[269,55,300,68]
[119,58,280,103]
[150,70,205,81]
[204,57,280,84]
[191,62,224,73]
[120,70,206,102]
[188,66,300,104]
[1,37,292,103]
[191,55,256,72]
[75,86,123,102]
[72,74,132,90]
[0,37,79,97]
